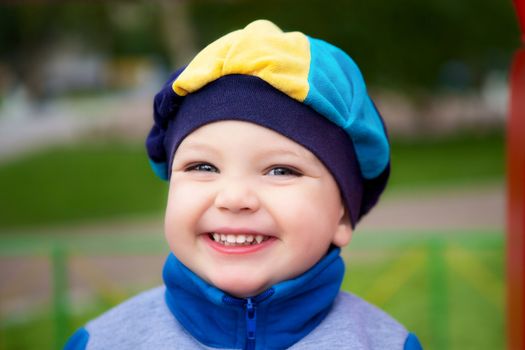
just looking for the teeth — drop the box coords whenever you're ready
[210,232,267,246]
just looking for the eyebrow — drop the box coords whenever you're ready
[178,142,219,154]
[256,148,307,160]
[180,141,317,163]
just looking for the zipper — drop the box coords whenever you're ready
[245,297,256,350]
[222,288,275,350]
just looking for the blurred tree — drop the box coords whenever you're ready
[159,0,198,67]
[0,0,519,97]
[0,4,112,102]
[189,0,520,91]
[0,3,170,101]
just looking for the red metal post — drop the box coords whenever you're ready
[507,1,525,349]
[515,0,525,42]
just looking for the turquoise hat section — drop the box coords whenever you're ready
[304,37,389,180]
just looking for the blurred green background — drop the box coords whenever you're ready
[0,1,518,349]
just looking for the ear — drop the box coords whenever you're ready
[331,206,353,247]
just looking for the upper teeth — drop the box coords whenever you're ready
[211,233,266,245]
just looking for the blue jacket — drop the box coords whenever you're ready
[65,248,423,349]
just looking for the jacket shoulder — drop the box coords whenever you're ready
[76,286,206,350]
[290,292,414,350]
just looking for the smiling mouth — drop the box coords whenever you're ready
[208,232,271,246]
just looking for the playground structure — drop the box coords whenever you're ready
[0,229,505,350]
[507,1,525,350]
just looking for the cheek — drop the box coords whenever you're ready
[164,182,211,238]
[268,183,342,238]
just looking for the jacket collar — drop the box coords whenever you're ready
[163,247,345,350]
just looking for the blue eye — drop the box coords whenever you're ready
[267,167,301,176]
[186,163,219,173]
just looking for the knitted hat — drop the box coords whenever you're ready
[146,20,390,227]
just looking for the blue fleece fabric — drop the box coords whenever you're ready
[305,37,389,179]
[404,332,424,350]
[163,248,345,350]
[63,327,89,350]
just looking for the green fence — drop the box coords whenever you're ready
[0,230,504,350]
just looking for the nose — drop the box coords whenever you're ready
[214,178,260,213]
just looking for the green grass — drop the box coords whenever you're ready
[0,296,123,350]
[0,132,504,230]
[1,311,55,350]
[0,141,168,230]
[388,131,504,190]
[342,231,504,350]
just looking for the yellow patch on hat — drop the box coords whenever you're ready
[172,20,311,102]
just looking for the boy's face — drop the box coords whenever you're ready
[165,120,352,298]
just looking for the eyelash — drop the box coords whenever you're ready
[184,163,219,173]
[266,166,302,177]
[183,163,302,177]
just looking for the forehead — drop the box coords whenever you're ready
[177,120,319,161]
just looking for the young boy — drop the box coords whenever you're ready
[65,20,423,350]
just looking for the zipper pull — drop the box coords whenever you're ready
[245,297,256,350]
